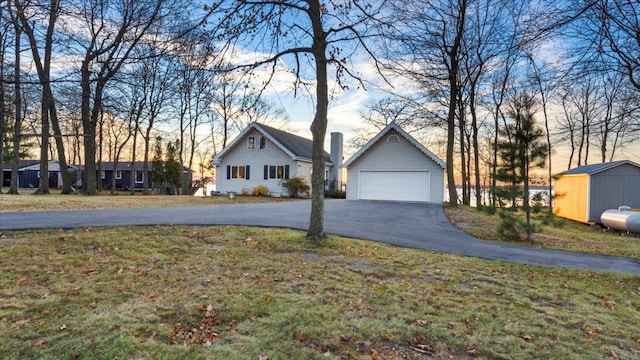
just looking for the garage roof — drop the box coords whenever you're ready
[558,160,640,176]
[342,122,446,169]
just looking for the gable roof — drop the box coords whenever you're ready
[2,159,40,171]
[558,160,640,176]
[213,122,331,164]
[342,122,446,169]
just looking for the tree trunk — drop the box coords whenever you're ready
[35,87,50,194]
[306,0,328,241]
[470,95,481,208]
[8,19,21,194]
[81,61,97,195]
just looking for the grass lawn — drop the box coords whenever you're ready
[0,191,290,212]
[445,205,640,259]
[1,226,639,359]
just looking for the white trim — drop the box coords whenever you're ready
[135,170,144,183]
[342,123,445,169]
[115,170,122,180]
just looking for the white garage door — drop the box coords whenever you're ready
[359,170,430,202]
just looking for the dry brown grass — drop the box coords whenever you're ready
[0,191,290,212]
[445,205,640,258]
[1,225,639,359]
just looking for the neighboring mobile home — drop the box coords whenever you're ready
[342,122,446,202]
[553,160,640,223]
[212,122,343,196]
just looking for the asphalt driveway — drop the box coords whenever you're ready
[1,200,639,275]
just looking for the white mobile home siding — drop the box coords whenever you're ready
[346,131,445,202]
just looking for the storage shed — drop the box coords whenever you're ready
[553,160,640,223]
[342,122,446,203]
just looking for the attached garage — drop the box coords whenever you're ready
[343,123,446,203]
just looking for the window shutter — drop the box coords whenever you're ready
[284,165,290,179]
[246,165,250,179]
[264,165,268,180]
[226,165,230,179]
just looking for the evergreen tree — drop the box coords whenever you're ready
[497,93,548,242]
[165,140,182,195]
[150,136,165,192]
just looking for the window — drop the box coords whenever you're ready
[227,165,250,180]
[264,165,289,180]
[387,134,400,143]
[135,170,144,183]
[248,136,255,150]
[115,170,122,180]
[232,166,245,179]
[100,170,106,179]
[270,165,284,179]
[259,136,267,149]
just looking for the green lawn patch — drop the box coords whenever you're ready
[1,226,638,359]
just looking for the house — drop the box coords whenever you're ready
[212,122,343,196]
[342,122,446,202]
[553,160,640,223]
[98,161,192,193]
[1,160,79,189]
[97,162,154,190]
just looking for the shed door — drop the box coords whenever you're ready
[358,170,430,202]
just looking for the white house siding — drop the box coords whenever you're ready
[346,131,445,202]
[215,129,298,195]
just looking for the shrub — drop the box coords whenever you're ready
[252,185,269,197]
[240,187,250,196]
[496,210,525,241]
[279,177,310,198]
[326,190,346,199]
[479,205,496,215]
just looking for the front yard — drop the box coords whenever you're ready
[1,225,639,359]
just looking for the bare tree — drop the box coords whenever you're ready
[13,0,73,194]
[212,0,384,240]
[0,1,7,193]
[383,0,469,205]
[60,0,165,195]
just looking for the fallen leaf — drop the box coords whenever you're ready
[340,334,357,342]
[258,356,269,360]
[59,324,67,330]
[610,350,618,358]
[411,335,426,345]
[41,309,50,316]
[264,295,272,303]
[293,332,307,342]
[17,277,27,285]
[32,338,50,348]
[522,334,532,342]
[466,347,480,357]
[413,319,428,327]
[370,349,380,360]
[197,304,207,312]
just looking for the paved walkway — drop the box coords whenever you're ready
[1,200,639,275]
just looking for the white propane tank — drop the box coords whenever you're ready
[600,208,640,234]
